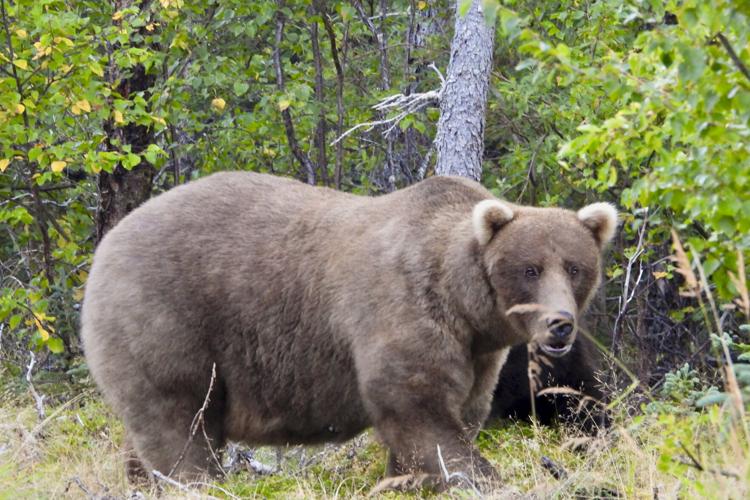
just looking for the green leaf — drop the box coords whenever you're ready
[482,0,499,25]
[233,82,249,96]
[458,0,472,17]
[678,45,705,82]
[695,392,728,407]
[47,337,64,354]
[123,153,141,169]
[9,314,22,330]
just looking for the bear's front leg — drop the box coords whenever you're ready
[461,348,511,438]
[358,339,500,492]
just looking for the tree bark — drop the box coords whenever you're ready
[96,1,156,242]
[310,19,329,186]
[434,0,495,181]
[274,9,316,186]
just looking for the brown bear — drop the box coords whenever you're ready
[81,172,617,490]
[489,335,610,434]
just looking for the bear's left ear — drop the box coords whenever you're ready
[473,199,514,246]
[577,202,619,248]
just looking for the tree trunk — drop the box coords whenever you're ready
[434,0,495,181]
[96,1,156,242]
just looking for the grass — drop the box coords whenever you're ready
[1,368,749,500]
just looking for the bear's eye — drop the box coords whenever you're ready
[524,266,540,279]
[568,265,579,277]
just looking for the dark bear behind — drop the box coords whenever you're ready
[489,335,610,434]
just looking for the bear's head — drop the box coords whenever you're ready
[473,199,617,357]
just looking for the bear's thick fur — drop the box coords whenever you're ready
[81,172,617,488]
[489,336,610,433]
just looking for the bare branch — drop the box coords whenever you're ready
[612,209,648,354]
[310,19,329,185]
[273,7,316,185]
[352,0,390,89]
[716,32,750,83]
[330,65,443,146]
[168,363,223,477]
[25,351,46,420]
[316,2,347,189]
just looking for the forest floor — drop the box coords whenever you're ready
[1,367,748,499]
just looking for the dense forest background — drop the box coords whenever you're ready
[1,0,750,496]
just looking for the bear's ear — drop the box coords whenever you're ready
[472,199,514,246]
[577,202,619,248]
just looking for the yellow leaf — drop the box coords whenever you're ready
[146,23,155,32]
[73,288,85,302]
[113,109,125,124]
[15,103,25,114]
[652,271,669,279]
[72,99,91,115]
[0,159,10,172]
[15,29,27,39]
[112,10,124,21]
[54,36,74,47]
[278,98,291,111]
[13,59,28,70]
[51,160,67,172]
[32,314,53,340]
[152,115,166,126]
[89,62,104,77]
[417,1,427,9]
[211,97,226,111]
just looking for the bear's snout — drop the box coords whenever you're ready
[539,311,577,357]
[546,311,575,340]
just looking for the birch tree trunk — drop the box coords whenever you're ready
[434,0,495,181]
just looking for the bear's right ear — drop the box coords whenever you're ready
[472,199,514,246]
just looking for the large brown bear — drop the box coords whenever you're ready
[81,172,617,490]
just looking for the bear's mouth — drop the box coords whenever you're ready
[539,341,573,358]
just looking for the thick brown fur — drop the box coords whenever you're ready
[81,172,615,488]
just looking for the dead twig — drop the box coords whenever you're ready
[64,477,94,499]
[436,444,483,496]
[330,64,443,146]
[612,210,648,353]
[168,363,222,477]
[28,392,87,439]
[674,441,739,479]
[152,470,220,499]
[715,32,750,83]
[540,455,568,480]
[25,351,46,421]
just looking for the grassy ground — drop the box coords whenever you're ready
[1,369,749,499]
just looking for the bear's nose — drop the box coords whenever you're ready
[546,311,575,339]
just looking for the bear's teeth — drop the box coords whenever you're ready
[540,343,573,358]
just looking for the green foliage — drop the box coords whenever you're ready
[0,0,747,398]
[494,0,750,298]
[1,0,439,356]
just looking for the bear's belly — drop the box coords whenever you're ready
[223,393,370,446]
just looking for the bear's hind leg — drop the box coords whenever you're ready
[121,383,226,483]
[123,432,149,483]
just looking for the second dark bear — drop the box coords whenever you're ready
[489,335,610,433]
